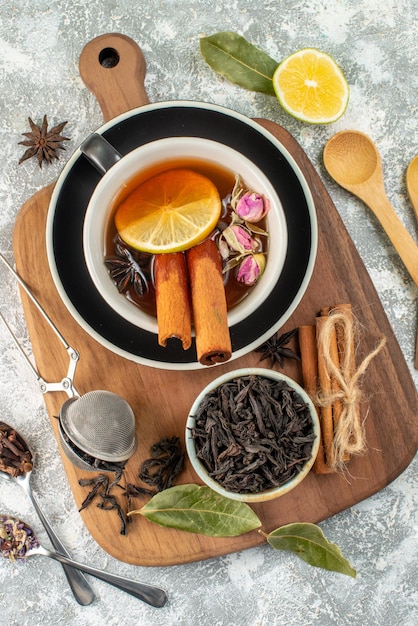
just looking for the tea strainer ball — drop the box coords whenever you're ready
[59,390,137,470]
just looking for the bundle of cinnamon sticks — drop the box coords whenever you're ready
[299,304,358,474]
[154,239,232,366]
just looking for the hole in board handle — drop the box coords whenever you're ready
[99,47,120,68]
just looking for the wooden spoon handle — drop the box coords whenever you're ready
[364,193,418,288]
[79,33,150,122]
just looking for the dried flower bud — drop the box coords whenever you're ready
[236,253,266,286]
[217,236,230,260]
[222,224,258,254]
[235,192,269,223]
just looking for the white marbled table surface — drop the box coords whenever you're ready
[0,1,417,625]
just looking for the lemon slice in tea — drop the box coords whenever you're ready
[115,168,222,254]
[272,48,349,124]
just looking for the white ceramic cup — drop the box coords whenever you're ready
[82,135,288,333]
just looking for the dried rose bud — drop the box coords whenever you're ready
[236,253,266,286]
[222,224,258,254]
[235,192,270,223]
[217,236,230,260]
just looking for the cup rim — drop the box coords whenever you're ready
[83,136,288,334]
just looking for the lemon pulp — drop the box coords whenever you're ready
[272,48,349,124]
[115,168,222,254]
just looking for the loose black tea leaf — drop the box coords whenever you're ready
[138,436,185,492]
[190,375,316,494]
[97,494,128,535]
[78,474,109,511]
[78,470,128,534]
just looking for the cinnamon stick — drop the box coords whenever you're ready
[334,303,356,458]
[154,252,192,350]
[186,239,232,366]
[320,307,344,449]
[316,313,336,468]
[299,325,333,474]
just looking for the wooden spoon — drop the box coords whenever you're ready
[324,130,418,368]
[406,155,418,367]
[406,155,418,222]
[323,130,418,287]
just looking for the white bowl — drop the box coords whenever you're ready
[186,368,320,503]
[83,136,288,334]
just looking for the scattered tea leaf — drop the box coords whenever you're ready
[267,522,356,577]
[200,32,278,96]
[129,483,261,536]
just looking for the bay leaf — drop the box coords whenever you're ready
[267,522,356,577]
[131,483,261,537]
[200,32,278,96]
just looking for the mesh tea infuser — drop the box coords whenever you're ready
[0,254,137,471]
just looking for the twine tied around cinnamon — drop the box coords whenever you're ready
[315,310,387,469]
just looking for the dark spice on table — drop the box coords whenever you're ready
[190,375,316,494]
[138,436,185,492]
[79,471,128,535]
[78,436,185,534]
[256,328,300,368]
[0,422,33,477]
[18,115,70,168]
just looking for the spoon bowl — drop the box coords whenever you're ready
[324,130,418,288]
[0,515,167,608]
[406,155,418,222]
[0,422,95,605]
[324,130,380,188]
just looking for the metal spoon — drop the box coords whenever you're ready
[324,130,418,367]
[406,155,418,368]
[0,515,167,608]
[0,423,94,605]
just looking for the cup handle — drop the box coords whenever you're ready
[80,133,122,175]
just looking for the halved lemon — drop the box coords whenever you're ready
[115,168,222,254]
[272,48,349,124]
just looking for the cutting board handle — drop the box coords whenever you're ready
[79,33,150,122]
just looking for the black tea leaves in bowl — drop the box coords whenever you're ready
[186,369,320,502]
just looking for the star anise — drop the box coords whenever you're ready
[255,328,300,368]
[104,237,149,298]
[18,115,70,168]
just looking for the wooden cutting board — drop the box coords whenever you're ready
[12,34,417,566]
